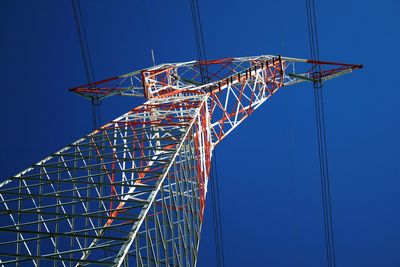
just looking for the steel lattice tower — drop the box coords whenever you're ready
[0,55,361,266]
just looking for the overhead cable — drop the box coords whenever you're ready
[71,0,101,130]
[188,1,225,266]
[305,1,336,266]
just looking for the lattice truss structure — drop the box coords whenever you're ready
[0,55,361,266]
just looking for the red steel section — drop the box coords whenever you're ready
[305,59,363,80]
[70,56,362,101]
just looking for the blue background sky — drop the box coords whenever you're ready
[0,0,399,266]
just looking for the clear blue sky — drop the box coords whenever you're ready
[0,0,399,266]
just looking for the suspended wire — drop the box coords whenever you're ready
[188,1,225,266]
[305,1,336,267]
[71,0,101,130]
[189,0,208,83]
[276,0,284,53]
[210,149,225,267]
[142,0,156,66]
[70,1,107,260]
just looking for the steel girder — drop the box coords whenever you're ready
[70,55,362,145]
[1,55,361,266]
[0,95,211,266]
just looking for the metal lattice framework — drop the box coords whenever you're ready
[0,55,361,266]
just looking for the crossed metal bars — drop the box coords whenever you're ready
[1,55,361,266]
[0,95,210,266]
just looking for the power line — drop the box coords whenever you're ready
[189,0,208,83]
[276,0,285,53]
[188,1,225,266]
[141,0,156,66]
[71,0,101,130]
[210,149,225,267]
[305,1,336,266]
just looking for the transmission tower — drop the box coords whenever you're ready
[0,55,361,266]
